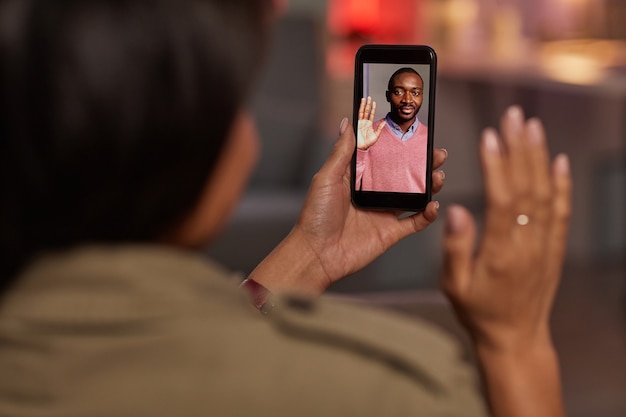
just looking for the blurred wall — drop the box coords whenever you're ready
[287,0,326,17]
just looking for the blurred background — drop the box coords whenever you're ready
[206,1,625,416]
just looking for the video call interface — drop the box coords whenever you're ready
[356,62,431,194]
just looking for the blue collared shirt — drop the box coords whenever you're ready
[385,113,420,141]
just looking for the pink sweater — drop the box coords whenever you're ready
[356,119,428,193]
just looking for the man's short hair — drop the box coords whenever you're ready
[387,67,423,91]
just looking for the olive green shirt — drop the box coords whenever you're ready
[0,245,488,417]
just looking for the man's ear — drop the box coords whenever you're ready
[385,90,391,102]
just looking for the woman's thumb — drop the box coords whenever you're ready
[441,205,476,299]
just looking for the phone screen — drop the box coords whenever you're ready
[351,45,437,212]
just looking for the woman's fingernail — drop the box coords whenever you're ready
[507,105,524,134]
[339,117,349,134]
[554,153,570,176]
[482,129,500,153]
[440,148,449,159]
[438,170,445,180]
[527,118,545,145]
[445,205,464,234]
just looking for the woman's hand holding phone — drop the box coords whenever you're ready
[248,119,447,294]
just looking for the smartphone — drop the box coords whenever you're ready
[351,44,437,212]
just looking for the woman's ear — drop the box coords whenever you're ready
[164,111,260,247]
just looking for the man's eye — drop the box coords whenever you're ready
[411,91,421,97]
[394,90,403,95]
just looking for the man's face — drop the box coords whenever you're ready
[386,72,423,124]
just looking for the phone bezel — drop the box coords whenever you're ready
[350,44,437,212]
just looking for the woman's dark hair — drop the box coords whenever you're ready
[0,0,272,285]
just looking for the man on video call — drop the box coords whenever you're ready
[355,67,428,193]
